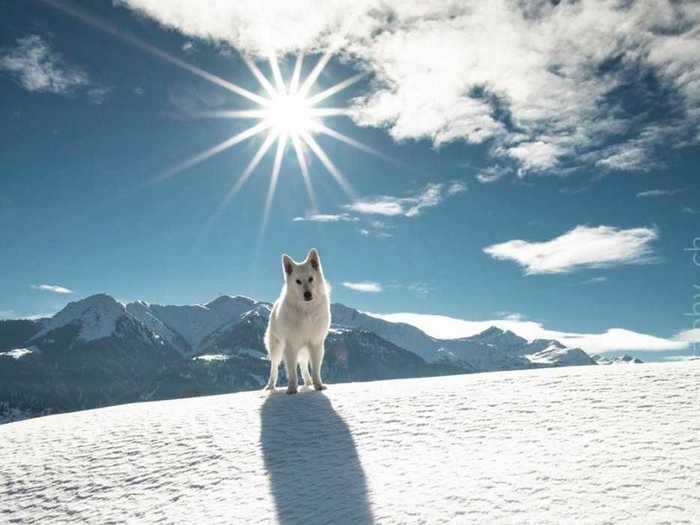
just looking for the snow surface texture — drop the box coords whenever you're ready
[1,362,698,524]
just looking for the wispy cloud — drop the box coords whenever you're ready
[476,165,512,184]
[345,182,465,218]
[31,284,73,294]
[0,35,89,94]
[87,86,112,105]
[293,213,358,223]
[495,311,526,321]
[583,276,608,285]
[484,225,658,275]
[636,189,682,198]
[117,1,700,174]
[342,281,383,293]
[682,207,696,215]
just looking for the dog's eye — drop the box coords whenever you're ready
[296,279,302,285]
[308,276,313,283]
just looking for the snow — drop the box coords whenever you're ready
[1,362,699,524]
[32,293,127,343]
[0,347,33,359]
[126,301,188,353]
[141,296,257,351]
[192,354,231,362]
[525,344,592,366]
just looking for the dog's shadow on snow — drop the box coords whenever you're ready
[260,390,374,525]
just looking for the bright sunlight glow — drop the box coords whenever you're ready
[35,0,390,253]
[167,49,382,238]
[264,93,316,138]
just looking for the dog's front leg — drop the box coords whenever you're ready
[284,348,299,395]
[309,342,327,391]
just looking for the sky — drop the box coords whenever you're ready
[0,0,698,356]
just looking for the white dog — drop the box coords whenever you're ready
[264,248,330,394]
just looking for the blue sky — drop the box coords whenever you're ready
[1,0,698,354]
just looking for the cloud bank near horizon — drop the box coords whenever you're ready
[117,0,700,177]
[370,311,690,354]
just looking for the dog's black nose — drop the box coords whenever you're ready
[304,291,312,301]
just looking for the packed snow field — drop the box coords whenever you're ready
[1,362,698,524]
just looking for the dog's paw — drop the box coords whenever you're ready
[314,383,327,391]
[263,385,276,392]
[286,387,298,395]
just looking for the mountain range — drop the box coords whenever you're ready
[0,293,596,422]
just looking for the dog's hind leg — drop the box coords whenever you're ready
[264,335,283,391]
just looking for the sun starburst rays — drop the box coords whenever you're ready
[169,51,373,240]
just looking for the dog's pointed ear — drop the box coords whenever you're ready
[282,254,294,276]
[307,248,321,271]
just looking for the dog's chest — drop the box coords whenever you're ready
[280,304,329,342]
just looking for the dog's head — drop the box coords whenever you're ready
[282,248,326,303]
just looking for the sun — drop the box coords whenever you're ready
[34,0,385,247]
[263,92,316,138]
[162,50,381,235]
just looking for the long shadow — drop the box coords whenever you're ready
[260,391,374,525]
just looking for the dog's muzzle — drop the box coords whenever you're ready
[304,291,313,301]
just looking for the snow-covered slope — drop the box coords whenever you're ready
[2,362,698,524]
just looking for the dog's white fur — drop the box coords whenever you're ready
[264,248,330,394]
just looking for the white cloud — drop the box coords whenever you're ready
[484,225,658,275]
[446,181,467,195]
[476,165,512,184]
[293,213,358,223]
[31,284,73,294]
[674,329,700,343]
[505,141,565,173]
[0,35,89,94]
[682,207,696,215]
[116,1,700,174]
[345,182,464,218]
[370,312,689,354]
[495,311,526,322]
[342,281,383,293]
[636,189,682,198]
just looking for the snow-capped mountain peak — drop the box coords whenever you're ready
[33,293,128,343]
[205,295,256,314]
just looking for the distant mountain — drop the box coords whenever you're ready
[126,295,258,353]
[592,354,644,365]
[332,306,595,370]
[1,293,594,423]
